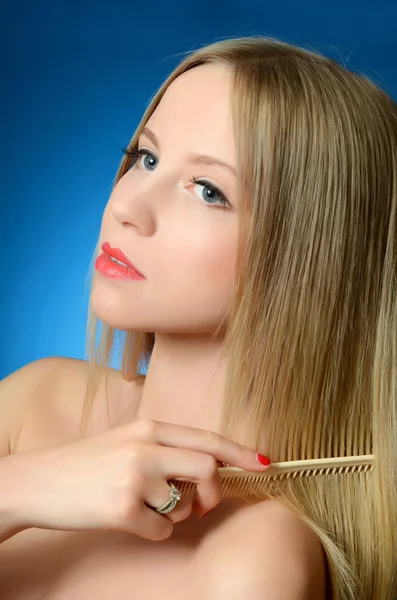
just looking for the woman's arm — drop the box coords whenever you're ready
[0,357,64,543]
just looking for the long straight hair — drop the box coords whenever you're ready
[80,37,397,599]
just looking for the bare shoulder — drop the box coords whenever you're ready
[0,358,67,455]
[2,357,135,455]
[198,498,327,599]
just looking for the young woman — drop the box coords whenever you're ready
[0,36,396,600]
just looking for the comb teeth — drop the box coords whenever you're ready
[220,453,376,478]
[218,463,374,498]
[171,454,375,497]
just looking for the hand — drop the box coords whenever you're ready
[7,420,270,541]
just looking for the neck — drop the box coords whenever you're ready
[136,332,227,434]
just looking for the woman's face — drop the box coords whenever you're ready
[92,63,238,334]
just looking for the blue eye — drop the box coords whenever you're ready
[122,147,157,171]
[121,146,230,209]
[188,177,229,208]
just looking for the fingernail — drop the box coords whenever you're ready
[256,453,271,466]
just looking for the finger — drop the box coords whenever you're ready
[132,420,270,472]
[153,446,223,517]
[149,445,220,482]
[142,476,193,525]
[150,493,194,525]
[133,506,174,541]
[136,445,223,520]
[191,467,222,518]
[120,476,175,541]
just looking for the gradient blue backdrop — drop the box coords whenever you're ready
[1,0,396,379]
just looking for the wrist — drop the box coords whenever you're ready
[0,453,32,533]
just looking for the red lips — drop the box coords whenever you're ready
[101,242,144,277]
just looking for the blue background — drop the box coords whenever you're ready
[1,0,396,379]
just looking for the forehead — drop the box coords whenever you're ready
[145,64,235,160]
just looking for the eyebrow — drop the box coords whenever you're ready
[140,126,237,176]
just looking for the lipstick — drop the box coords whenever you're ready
[95,242,145,281]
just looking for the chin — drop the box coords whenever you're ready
[89,294,127,331]
[91,303,143,331]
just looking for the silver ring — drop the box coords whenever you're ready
[148,482,182,515]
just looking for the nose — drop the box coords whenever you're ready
[111,195,155,235]
[110,175,160,235]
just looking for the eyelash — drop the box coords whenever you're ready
[121,146,230,209]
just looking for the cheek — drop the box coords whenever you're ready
[159,228,237,303]
[101,201,113,228]
[203,239,236,290]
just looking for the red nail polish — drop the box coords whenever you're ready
[256,453,271,466]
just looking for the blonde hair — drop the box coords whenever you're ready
[80,36,397,599]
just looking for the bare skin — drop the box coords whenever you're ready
[92,63,239,442]
[0,358,327,599]
[0,360,225,599]
[0,64,327,598]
